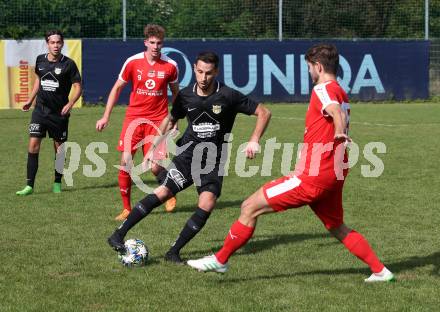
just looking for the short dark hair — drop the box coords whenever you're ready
[305,44,339,75]
[45,30,64,43]
[195,51,219,69]
[144,24,165,39]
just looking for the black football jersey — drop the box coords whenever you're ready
[171,81,258,150]
[35,54,81,114]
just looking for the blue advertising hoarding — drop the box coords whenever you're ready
[82,39,429,103]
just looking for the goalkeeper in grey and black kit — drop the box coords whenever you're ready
[108,51,271,263]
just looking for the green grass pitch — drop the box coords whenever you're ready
[1,103,439,311]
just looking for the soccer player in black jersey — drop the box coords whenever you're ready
[108,51,271,263]
[16,30,82,196]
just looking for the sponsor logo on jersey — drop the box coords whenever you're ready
[168,168,187,189]
[145,79,156,89]
[212,105,222,114]
[136,89,163,96]
[157,71,165,78]
[192,123,221,132]
[147,70,155,78]
[192,112,221,138]
[54,67,62,75]
[40,72,59,91]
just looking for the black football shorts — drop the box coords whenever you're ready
[29,107,69,142]
[157,147,224,198]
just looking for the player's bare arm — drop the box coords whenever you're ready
[243,104,271,159]
[169,82,179,103]
[158,114,177,136]
[324,103,351,142]
[148,114,176,150]
[143,114,176,162]
[22,76,40,112]
[61,82,82,116]
[169,82,180,132]
[96,79,127,131]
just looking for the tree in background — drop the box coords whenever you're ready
[0,0,436,39]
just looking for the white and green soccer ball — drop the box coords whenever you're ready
[118,239,149,267]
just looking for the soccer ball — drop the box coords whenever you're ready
[118,239,149,267]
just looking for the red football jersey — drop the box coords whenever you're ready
[295,80,350,190]
[118,52,178,121]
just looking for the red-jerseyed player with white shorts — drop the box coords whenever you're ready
[96,24,179,220]
[187,44,395,282]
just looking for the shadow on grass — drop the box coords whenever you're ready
[62,182,120,192]
[153,199,243,214]
[11,182,119,197]
[215,251,440,283]
[187,232,329,258]
[292,251,440,278]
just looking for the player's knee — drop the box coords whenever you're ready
[151,163,163,176]
[154,186,173,202]
[28,143,40,153]
[120,152,134,167]
[29,147,40,153]
[240,198,250,211]
[240,199,256,219]
[120,158,128,167]
[329,224,351,241]
[198,196,216,211]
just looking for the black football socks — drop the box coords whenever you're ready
[26,152,39,188]
[169,207,211,255]
[54,169,63,183]
[116,193,162,237]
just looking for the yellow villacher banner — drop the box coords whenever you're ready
[0,39,82,109]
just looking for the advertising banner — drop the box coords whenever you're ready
[82,39,429,103]
[0,40,82,109]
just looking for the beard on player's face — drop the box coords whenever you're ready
[194,61,218,91]
[197,77,214,90]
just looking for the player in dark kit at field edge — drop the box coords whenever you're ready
[108,51,271,263]
[16,30,82,196]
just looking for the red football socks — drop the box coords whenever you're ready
[118,170,132,211]
[215,220,255,264]
[342,230,384,273]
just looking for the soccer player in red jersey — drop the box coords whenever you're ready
[96,24,179,220]
[187,44,395,282]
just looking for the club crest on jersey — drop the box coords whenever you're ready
[148,70,155,78]
[212,105,222,114]
[54,67,62,75]
[157,71,165,78]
